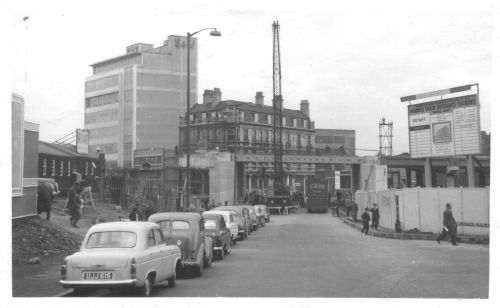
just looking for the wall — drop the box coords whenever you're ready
[209,160,235,205]
[355,187,489,236]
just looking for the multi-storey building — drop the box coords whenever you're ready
[178,88,320,197]
[179,88,315,155]
[84,36,198,168]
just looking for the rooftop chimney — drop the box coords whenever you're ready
[213,88,222,106]
[255,92,264,106]
[300,99,310,117]
[203,89,214,105]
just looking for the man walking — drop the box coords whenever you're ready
[361,208,371,235]
[369,203,380,230]
[37,181,53,220]
[437,203,458,246]
[352,201,359,221]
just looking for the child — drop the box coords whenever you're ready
[361,208,371,235]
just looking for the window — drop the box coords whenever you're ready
[204,218,217,230]
[51,160,56,176]
[154,229,165,245]
[60,161,64,177]
[67,161,71,176]
[334,136,346,144]
[157,220,171,235]
[147,230,156,247]
[42,159,47,176]
[85,231,137,248]
[172,221,190,230]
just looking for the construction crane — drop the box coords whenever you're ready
[272,20,286,197]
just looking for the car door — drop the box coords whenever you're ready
[154,228,169,280]
[146,229,162,277]
[219,216,230,246]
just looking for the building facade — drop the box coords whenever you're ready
[38,141,101,193]
[85,36,198,168]
[314,128,356,156]
[12,93,40,218]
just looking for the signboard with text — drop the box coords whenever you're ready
[76,129,90,154]
[407,94,481,158]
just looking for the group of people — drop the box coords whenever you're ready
[360,204,380,234]
[128,204,157,221]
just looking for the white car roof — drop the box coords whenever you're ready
[87,221,158,233]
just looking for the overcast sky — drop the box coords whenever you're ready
[8,0,494,156]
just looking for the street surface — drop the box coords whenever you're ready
[83,212,488,298]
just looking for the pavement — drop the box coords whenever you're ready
[340,211,489,245]
[61,209,488,298]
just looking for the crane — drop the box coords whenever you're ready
[272,20,286,197]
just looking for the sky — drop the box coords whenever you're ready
[6,0,495,157]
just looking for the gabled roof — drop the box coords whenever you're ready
[38,141,99,159]
[191,100,310,119]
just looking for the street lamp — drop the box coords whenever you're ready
[185,27,221,209]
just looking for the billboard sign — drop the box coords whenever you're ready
[306,178,328,212]
[76,129,90,154]
[406,91,481,158]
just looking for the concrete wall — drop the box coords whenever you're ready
[209,160,235,205]
[355,187,489,236]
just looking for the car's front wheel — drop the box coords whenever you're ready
[204,251,212,268]
[196,255,204,277]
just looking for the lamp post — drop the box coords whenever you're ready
[185,28,221,208]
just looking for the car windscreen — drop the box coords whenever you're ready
[157,220,171,235]
[203,218,217,230]
[86,231,137,248]
[172,220,190,230]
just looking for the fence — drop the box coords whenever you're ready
[355,187,489,236]
[102,167,179,213]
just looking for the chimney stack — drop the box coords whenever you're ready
[203,89,214,106]
[213,88,222,106]
[300,99,310,117]
[255,92,264,106]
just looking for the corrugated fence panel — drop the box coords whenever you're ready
[401,188,420,231]
[418,188,441,233]
[461,188,489,236]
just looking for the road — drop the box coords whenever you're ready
[85,212,488,298]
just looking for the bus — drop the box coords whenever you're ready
[306,178,328,213]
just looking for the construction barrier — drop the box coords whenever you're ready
[355,187,489,236]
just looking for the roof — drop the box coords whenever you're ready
[89,51,141,68]
[39,141,99,159]
[148,212,201,224]
[204,211,232,219]
[88,221,158,233]
[191,100,310,119]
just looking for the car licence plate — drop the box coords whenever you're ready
[83,272,113,280]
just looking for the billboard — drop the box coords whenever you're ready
[406,92,481,158]
[76,129,90,154]
[306,178,328,212]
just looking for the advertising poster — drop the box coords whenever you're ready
[407,94,480,158]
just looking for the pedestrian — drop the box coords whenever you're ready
[369,203,380,230]
[361,208,371,235]
[335,201,340,217]
[37,181,53,220]
[129,205,139,221]
[67,182,79,225]
[352,201,358,221]
[346,200,351,217]
[143,204,157,221]
[224,200,228,206]
[437,203,458,246]
[71,186,84,228]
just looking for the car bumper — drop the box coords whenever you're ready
[60,279,137,289]
[182,260,200,267]
[213,246,223,251]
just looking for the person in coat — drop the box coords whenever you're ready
[37,182,53,220]
[71,186,84,228]
[129,206,139,221]
[369,203,380,230]
[352,201,359,221]
[361,208,371,235]
[437,203,458,246]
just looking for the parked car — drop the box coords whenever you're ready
[211,206,251,239]
[241,205,259,231]
[254,204,269,226]
[206,210,238,244]
[201,213,232,259]
[148,212,213,277]
[59,221,181,296]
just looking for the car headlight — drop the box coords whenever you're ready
[176,240,182,246]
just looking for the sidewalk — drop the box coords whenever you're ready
[12,198,128,297]
[340,215,489,245]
